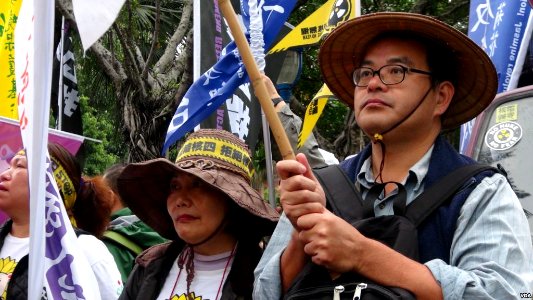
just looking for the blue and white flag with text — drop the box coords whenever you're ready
[163,0,297,153]
[460,0,533,154]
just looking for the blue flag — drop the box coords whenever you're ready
[460,0,533,154]
[163,0,297,153]
[468,0,532,93]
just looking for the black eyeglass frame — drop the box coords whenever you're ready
[352,64,432,87]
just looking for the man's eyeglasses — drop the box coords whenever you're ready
[352,64,432,87]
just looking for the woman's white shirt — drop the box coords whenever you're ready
[77,234,124,299]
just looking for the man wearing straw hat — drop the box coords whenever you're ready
[254,12,533,299]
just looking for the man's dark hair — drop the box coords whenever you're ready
[103,163,127,206]
[103,163,126,195]
[366,31,459,88]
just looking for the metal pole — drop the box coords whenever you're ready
[262,111,276,208]
[57,16,66,131]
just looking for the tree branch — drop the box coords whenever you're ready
[153,0,193,74]
[409,0,430,14]
[112,23,147,97]
[91,43,128,88]
[173,34,193,105]
[142,0,161,78]
[156,28,194,118]
[56,0,126,88]
[438,0,470,25]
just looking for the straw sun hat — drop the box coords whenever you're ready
[117,129,279,241]
[319,12,498,129]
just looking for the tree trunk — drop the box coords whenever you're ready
[56,0,194,162]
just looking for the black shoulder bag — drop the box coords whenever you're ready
[283,163,496,300]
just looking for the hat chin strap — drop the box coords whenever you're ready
[370,86,433,183]
[371,85,433,142]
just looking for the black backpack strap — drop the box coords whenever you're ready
[314,164,498,228]
[363,181,408,217]
[313,165,364,222]
[406,164,498,227]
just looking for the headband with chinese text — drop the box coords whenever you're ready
[176,136,253,179]
[50,157,77,217]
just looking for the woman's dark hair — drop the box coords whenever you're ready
[224,203,264,296]
[225,200,267,244]
[48,143,112,237]
[77,176,113,237]
[103,163,127,206]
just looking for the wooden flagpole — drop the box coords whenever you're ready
[218,0,295,161]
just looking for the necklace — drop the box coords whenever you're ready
[168,243,238,300]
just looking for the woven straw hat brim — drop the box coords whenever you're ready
[319,12,498,129]
[117,158,279,241]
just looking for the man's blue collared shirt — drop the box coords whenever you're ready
[253,147,533,299]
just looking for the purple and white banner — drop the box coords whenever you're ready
[15,0,100,299]
[42,161,100,299]
[461,0,533,153]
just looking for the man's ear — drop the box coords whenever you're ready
[434,81,454,117]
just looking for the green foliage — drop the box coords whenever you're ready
[316,100,349,141]
[114,0,184,59]
[251,141,280,207]
[71,32,126,170]
[253,141,266,173]
[360,0,414,14]
[80,96,121,175]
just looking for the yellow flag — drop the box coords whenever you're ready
[0,0,22,119]
[297,84,336,148]
[269,0,357,54]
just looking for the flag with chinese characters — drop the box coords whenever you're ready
[15,0,101,299]
[51,21,83,135]
[268,0,358,54]
[193,0,262,152]
[0,0,22,119]
[163,0,297,154]
[297,85,333,148]
[460,0,533,154]
[289,0,360,147]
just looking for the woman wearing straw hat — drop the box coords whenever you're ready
[255,12,533,300]
[117,129,278,300]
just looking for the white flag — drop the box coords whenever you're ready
[15,0,101,299]
[72,0,126,51]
